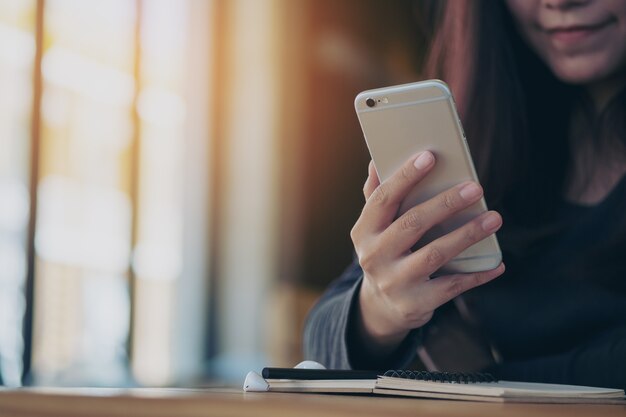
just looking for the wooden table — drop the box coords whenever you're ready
[0,387,625,417]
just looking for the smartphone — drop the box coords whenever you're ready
[354,79,501,275]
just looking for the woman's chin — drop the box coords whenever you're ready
[548,55,624,85]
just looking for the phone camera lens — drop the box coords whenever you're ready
[366,98,376,108]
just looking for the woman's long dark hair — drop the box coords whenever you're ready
[419,0,625,226]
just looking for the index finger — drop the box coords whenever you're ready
[362,151,435,232]
[363,160,381,200]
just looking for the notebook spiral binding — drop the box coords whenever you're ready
[383,370,498,384]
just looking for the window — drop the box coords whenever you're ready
[0,0,36,387]
[32,0,136,385]
[0,0,212,387]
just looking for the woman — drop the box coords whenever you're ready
[304,0,626,389]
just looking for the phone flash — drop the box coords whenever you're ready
[381,97,389,104]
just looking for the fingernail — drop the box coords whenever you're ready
[414,151,434,170]
[459,182,481,201]
[481,212,501,232]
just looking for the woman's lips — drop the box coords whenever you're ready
[545,19,615,46]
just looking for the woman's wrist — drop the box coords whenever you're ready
[354,278,410,357]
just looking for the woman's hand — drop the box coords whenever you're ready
[350,151,505,357]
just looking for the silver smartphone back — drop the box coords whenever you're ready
[354,79,501,275]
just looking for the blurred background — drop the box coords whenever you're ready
[0,0,429,387]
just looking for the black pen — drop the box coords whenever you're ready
[261,368,380,380]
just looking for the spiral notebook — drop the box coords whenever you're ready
[254,369,626,404]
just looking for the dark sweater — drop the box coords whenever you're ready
[303,176,626,389]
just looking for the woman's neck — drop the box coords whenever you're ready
[586,71,626,112]
[566,74,626,206]
[566,158,626,206]
[566,136,626,207]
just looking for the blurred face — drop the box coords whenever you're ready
[505,0,626,84]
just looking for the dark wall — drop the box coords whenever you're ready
[297,0,425,290]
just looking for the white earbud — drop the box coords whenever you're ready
[294,360,326,370]
[243,371,270,392]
